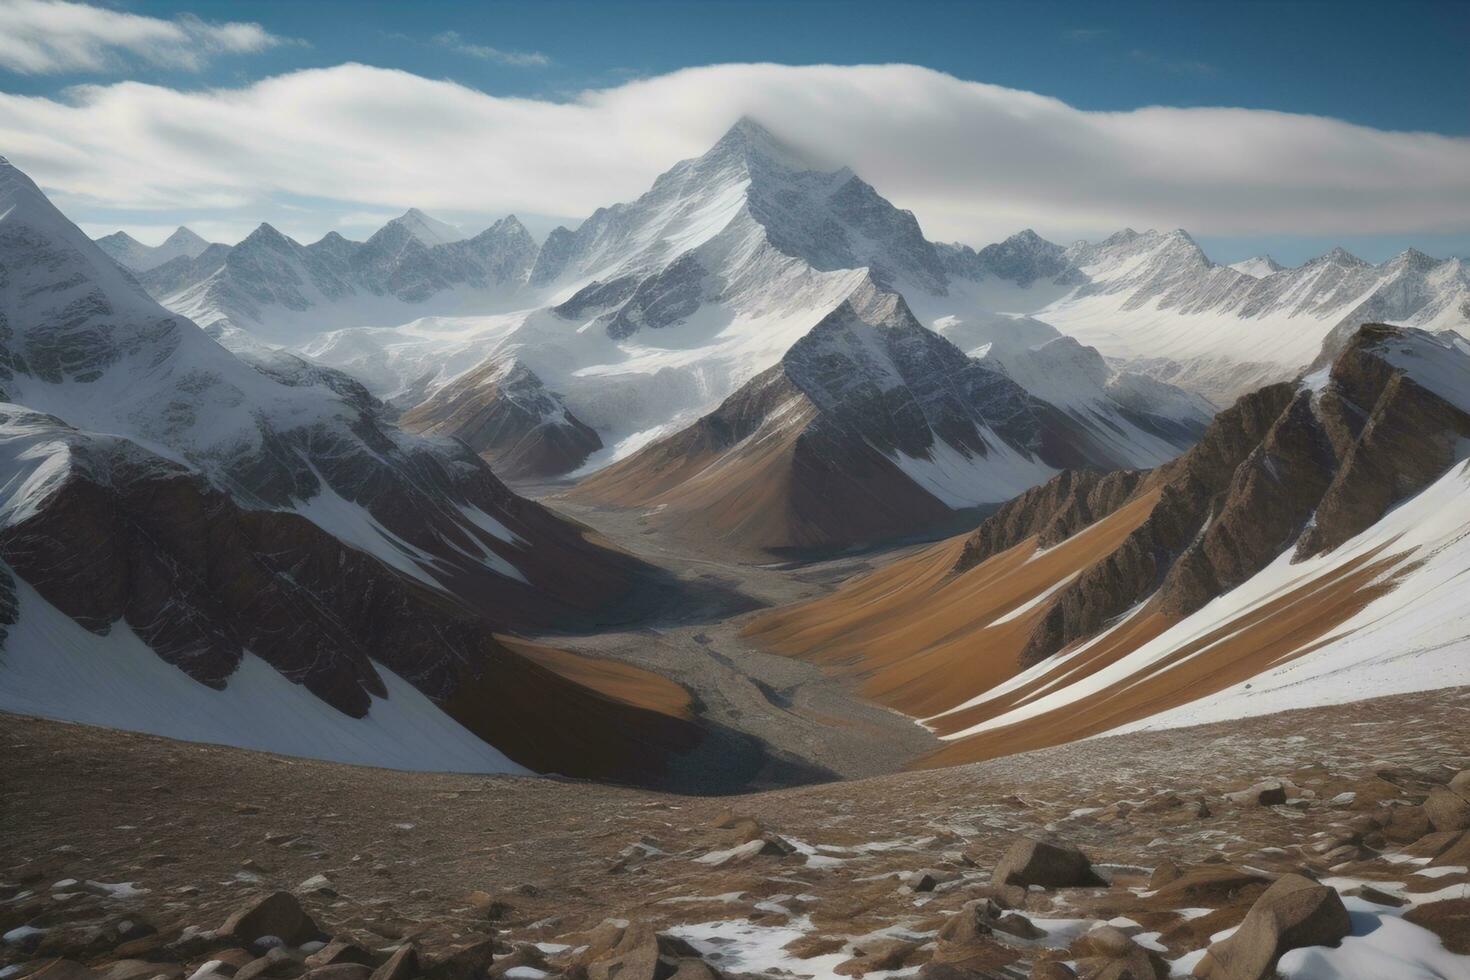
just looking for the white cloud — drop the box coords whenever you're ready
[432,31,548,68]
[4,62,1468,245]
[0,0,288,75]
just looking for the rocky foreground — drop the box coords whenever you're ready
[4,688,1470,980]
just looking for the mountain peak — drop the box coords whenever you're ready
[1313,245,1367,268]
[387,208,464,246]
[705,116,821,172]
[164,226,208,248]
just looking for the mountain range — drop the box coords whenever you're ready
[103,118,1467,483]
[0,155,705,783]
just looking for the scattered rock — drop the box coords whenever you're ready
[423,940,496,980]
[993,838,1105,888]
[1404,898,1470,955]
[1424,785,1470,832]
[1148,859,1181,890]
[221,894,319,948]
[295,877,336,899]
[1192,874,1349,979]
[834,938,918,976]
[367,946,417,980]
[304,941,374,968]
[1223,781,1287,807]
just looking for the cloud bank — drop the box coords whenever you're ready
[0,0,287,74]
[2,61,1466,244]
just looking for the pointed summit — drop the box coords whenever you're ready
[385,208,464,246]
[704,115,823,172]
[1228,255,1286,278]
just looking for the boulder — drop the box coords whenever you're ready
[992,839,1104,888]
[423,940,496,980]
[98,962,185,980]
[1223,781,1287,807]
[586,931,705,980]
[1144,866,1271,908]
[1030,965,1076,980]
[1424,786,1470,832]
[1070,928,1167,980]
[1192,874,1349,979]
[220,894,319,947]
[304,942,374,969]
[1383,805,1432,844]
[302,968,370,980]
[367,946,418,980]
[28,962,99,980]
[1148,859,1181,890]
[1430,830,1470,868]
[834,938,917,976]
[1450,770,1470,796]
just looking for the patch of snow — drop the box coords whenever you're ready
[0,573,529,774]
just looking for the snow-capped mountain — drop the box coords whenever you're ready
[151,211,539,345]
[0,156,696,778]
[1019,230,1470,403]
[389,207,467,246]
[95,225,212,272]
[399,358,603,480]
[746,323,1470,763]
[1227,254,1286,278]
[570,283,1208,555]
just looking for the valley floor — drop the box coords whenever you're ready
[524,491,947,790]
[4,688,1469,978]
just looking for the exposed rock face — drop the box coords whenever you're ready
[96,226,212,273]
[399,359,602,481]
[995,324,1470,666]
[1192,875,1349,980]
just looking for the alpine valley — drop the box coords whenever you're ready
[4,103,1470,980]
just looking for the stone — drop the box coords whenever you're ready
[782,934,846,959]
[1424,786,1470,832]
[1382,806,1431,844]
[1223,781,1287,807]
[304,941,374,969]
[1192,874,1349,979]
[586,932,704,980]
[220,894,318,947]
[1149,859,1181,890]
[1144,866,1271,908]
[29,962,99,980]
[1404,898,1470,955]
[834,938,917,976]
[367,946,418,980]
[1450,771,1470,796]
[1030,965,1076,980]
[423,939,496,980]
[302,967,370,980]
[992,838,1105,888]
[295,877,336,899]
[98,962,185,980]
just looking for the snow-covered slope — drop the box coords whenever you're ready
[998,231,1469,404]
[1228,254,1286,278]
[95,226,211,272]
[0,155,697,777]
[746,324,1470,762]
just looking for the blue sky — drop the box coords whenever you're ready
[2,0,1467,263]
